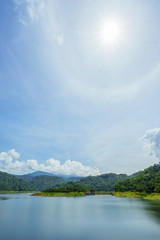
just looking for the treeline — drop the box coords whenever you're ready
[78,173,139,191]
[43,184,90,193]
[0,171,35,191]
[0,171,65,191]
[0,170,141,192]
[29,175,65,191]
[114,164,160,193]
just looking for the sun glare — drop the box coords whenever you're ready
[98,19,123,47]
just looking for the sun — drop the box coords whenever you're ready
[98,19,123,47]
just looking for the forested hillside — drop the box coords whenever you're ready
[30,175,65,191]
[0,169,142,192]
[79,173,130,191]
[0,171,36,191]
[114,164,160,193]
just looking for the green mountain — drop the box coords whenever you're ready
[114,164,160,193]
[15,171,55,182]
[0,169,141,192]
[16,172,78,190]
[0,171,36,191]
[54,172,140,192]
[0,171,65,191]
[30,175,65,191]
[78,173,130,191]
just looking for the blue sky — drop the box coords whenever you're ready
[0,0,160,176]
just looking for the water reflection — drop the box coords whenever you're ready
[143,200,160,223]
[0,194,159,240]
[0,197,9,201]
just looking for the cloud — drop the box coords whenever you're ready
[0,150,100,176]
[0,149,20,163]
[140,128,160,161]
[14,0,45,25]
[57,34,64,46]
[0,149,23,173]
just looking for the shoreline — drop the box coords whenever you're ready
[113,192,160,201]
[0,191,36,194]
[31,191,111,197]
[32,192,87,197]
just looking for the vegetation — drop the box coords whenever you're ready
[30,175,65,191]
[2,165,159,197]
[78,173,138,192]
[32,192,86,197]
[114,164,160,193]
[32,183,92,197]
[0,171,36,191]
[0,170,141,193]
[43,183,90,193]
[113,192,160,201]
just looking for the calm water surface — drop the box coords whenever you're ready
[0,193,160,240]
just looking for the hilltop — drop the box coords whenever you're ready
[114,164,160,193]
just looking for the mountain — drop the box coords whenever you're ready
[78,173,128,191]
[0,171,36,191]
[16,171,55,180]
[0,169,142,192]
[16,171,82,180]
[50,172,140,192]
[114,164,160,193]
[15,172,66,191]
[78,172,141,192]
[30,175,65,191]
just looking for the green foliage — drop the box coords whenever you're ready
[0,172,65,192]
[78,173,131,191]
[43,183,89,193]
[0,171,36,191]
[114,164,160,194]
[30,175,65,191]
[0,169,142,193]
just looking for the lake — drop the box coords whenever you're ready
[0,193,160,240]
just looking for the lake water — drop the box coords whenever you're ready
[0,194,160,240]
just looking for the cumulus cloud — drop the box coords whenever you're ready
[0,149,23,173]
[140,128,160,161]
[0,150,100,176]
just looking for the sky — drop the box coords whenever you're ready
[0,0,160,176]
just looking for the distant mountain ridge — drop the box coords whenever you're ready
[0,169,142,192]
[23,171,55,177]
[15,171,55,181]
[16,171,83,179]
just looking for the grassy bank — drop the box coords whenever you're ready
[113,192,160,201]
[0,191,36,194]
[32,191,112,197]
[32,192,86,197]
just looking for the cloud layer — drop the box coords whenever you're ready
[140,128,160,161]
[0,149,100,176]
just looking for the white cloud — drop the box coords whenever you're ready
[14,0,46,24]
[26,159,39,170]
[140,128,160,161]
[45,158,100,176]
[0,150,100,176]
[0,149,23,173]
[57,34,64,46]
[8,149,20,159]
[0,149,20,163]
